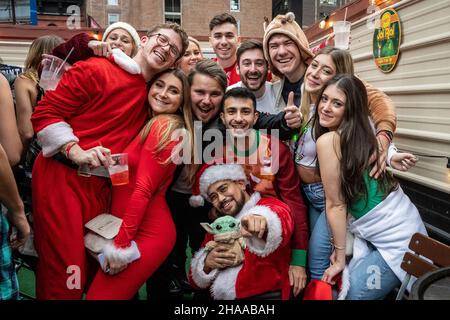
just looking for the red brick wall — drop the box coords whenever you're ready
[182,0,271,38]
[86,0,271,37]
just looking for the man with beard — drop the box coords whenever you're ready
[216,87,308,297]
[147,60,302,300]
[189,163,294,300]
[228,40,277,114]
[145,59,228,301]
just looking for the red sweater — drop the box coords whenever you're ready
[223,132,308,266]
[32,57,149,154]
[52,32,95,65]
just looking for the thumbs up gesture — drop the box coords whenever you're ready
[283,91,303,129]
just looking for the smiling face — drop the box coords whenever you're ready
[139,28,183,72]
[207,180,247,216]
[305,54,337,95]
[237,48,268,92]
[105,28,135,57]
[268,34,305,81]
[318,83,346,131]
[148,72,183,115]
[178,40,203,74]
[209,23,240,63]
[190,73,224,124]
[220,96,258,138]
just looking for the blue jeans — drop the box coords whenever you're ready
[303,182,332,280]
[346,243,401,300]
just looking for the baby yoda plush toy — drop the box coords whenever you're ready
[200,216,246,267]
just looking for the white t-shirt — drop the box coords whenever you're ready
[227,81,277,114]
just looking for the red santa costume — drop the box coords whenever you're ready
[86,116,180,299]
[190,131,308,268]
[31,55,148,299]
[188,164,294,300]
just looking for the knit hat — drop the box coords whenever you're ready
[102,22,141,55]
[189,163,248,207]
[262,12,314,77]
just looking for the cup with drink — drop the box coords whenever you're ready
[39,54,69,91]
[333,21,351,50]
[108,153,129,186]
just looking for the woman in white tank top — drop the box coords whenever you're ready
[294,47,417,299]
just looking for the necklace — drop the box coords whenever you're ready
[232,130,261,158]
[294,120,312,164]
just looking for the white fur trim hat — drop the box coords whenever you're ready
[189,163,248,207]
[102,22,140,55]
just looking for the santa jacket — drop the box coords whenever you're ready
[223,131,308,266]
[189,192,293,300]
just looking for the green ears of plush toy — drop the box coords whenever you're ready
[200,216,241,235]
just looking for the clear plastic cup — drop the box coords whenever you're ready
[108,153,129,186]
[39,55,67,91]
[333,21,351,50]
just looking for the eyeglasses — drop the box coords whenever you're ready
[149,33,180,58]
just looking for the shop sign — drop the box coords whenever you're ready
[373,8,402,73]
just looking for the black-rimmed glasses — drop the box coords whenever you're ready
[149,33,180,58]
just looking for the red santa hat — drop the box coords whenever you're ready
[189,163,248,207]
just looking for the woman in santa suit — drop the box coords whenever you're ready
[50,21,141,65]
[31,23,189,299]
[86,68,195,299]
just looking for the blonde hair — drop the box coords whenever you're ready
[300,47,355,127]
[22,35,63,83]
[188,36,202,52]
[140,68,196,184]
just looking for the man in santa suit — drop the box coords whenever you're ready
[190,87,308,297]
[189,163,293,300]
[30,23,189,299]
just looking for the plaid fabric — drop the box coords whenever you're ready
[0,212,19,300]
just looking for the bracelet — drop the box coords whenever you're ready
[65,142,77,159]
[333,244,345,250]
[380,129,393,139]
[376,130,393,143]
[377,132,392,145]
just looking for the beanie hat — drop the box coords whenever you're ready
[102,22,141,55]
[189,163,248,207]
[262,12,314,77]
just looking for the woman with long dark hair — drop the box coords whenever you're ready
[313,74,426,300]
[294,47,417,299]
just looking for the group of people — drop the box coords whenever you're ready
[0,11,427,301]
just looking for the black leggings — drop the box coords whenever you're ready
[146,189,211,300]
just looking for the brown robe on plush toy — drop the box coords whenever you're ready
[200,216,246,267]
